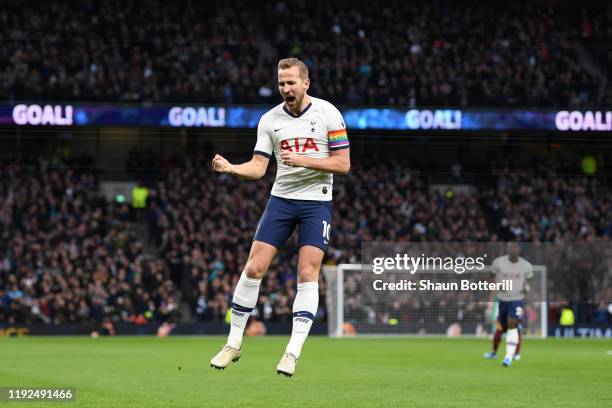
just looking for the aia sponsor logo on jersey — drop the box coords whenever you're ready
[503,272,521,280]
[280,138,319,152]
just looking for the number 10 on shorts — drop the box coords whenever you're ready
[322,220,331,244]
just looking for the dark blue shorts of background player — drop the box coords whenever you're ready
[254,196,332,252]
[497,300,524,330]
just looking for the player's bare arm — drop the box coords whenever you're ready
[279,148,350,175]
[212,153,269,180]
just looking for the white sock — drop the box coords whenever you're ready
[505,328,519,360]
[286,281,319,359]
[227,273,261,349]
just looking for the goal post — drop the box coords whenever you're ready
[323,263,548,338]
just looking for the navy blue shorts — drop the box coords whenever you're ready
[254,196,332,252]
[497,300,524,328]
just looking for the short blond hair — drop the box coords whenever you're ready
[278,58,309,79]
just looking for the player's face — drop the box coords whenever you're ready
[507,242,519,257]
[278,66,309,110]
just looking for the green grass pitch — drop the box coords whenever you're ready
[0,336,610,407]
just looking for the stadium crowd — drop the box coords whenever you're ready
[2,154,611,328]
[1,0,606,107]
[0,156,181,325]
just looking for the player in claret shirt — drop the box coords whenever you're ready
[210,58,350,377]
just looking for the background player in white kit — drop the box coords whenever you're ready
[210,58,350,377]
[484,242,533,367]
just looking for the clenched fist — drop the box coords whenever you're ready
[279,150,304,167]
[212,154,233,173]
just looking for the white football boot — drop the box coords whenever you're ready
[276,352,298,377]
[210,345,241,370]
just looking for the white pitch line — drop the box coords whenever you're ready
[607,351,612,356]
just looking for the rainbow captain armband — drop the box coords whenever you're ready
[328,129,350,150]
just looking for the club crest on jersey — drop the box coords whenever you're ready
[280,138,319,152]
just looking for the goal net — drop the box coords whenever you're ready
[323,264,548,338]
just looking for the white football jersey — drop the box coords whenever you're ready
[254,96,349,201]
[491,255,534,301]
